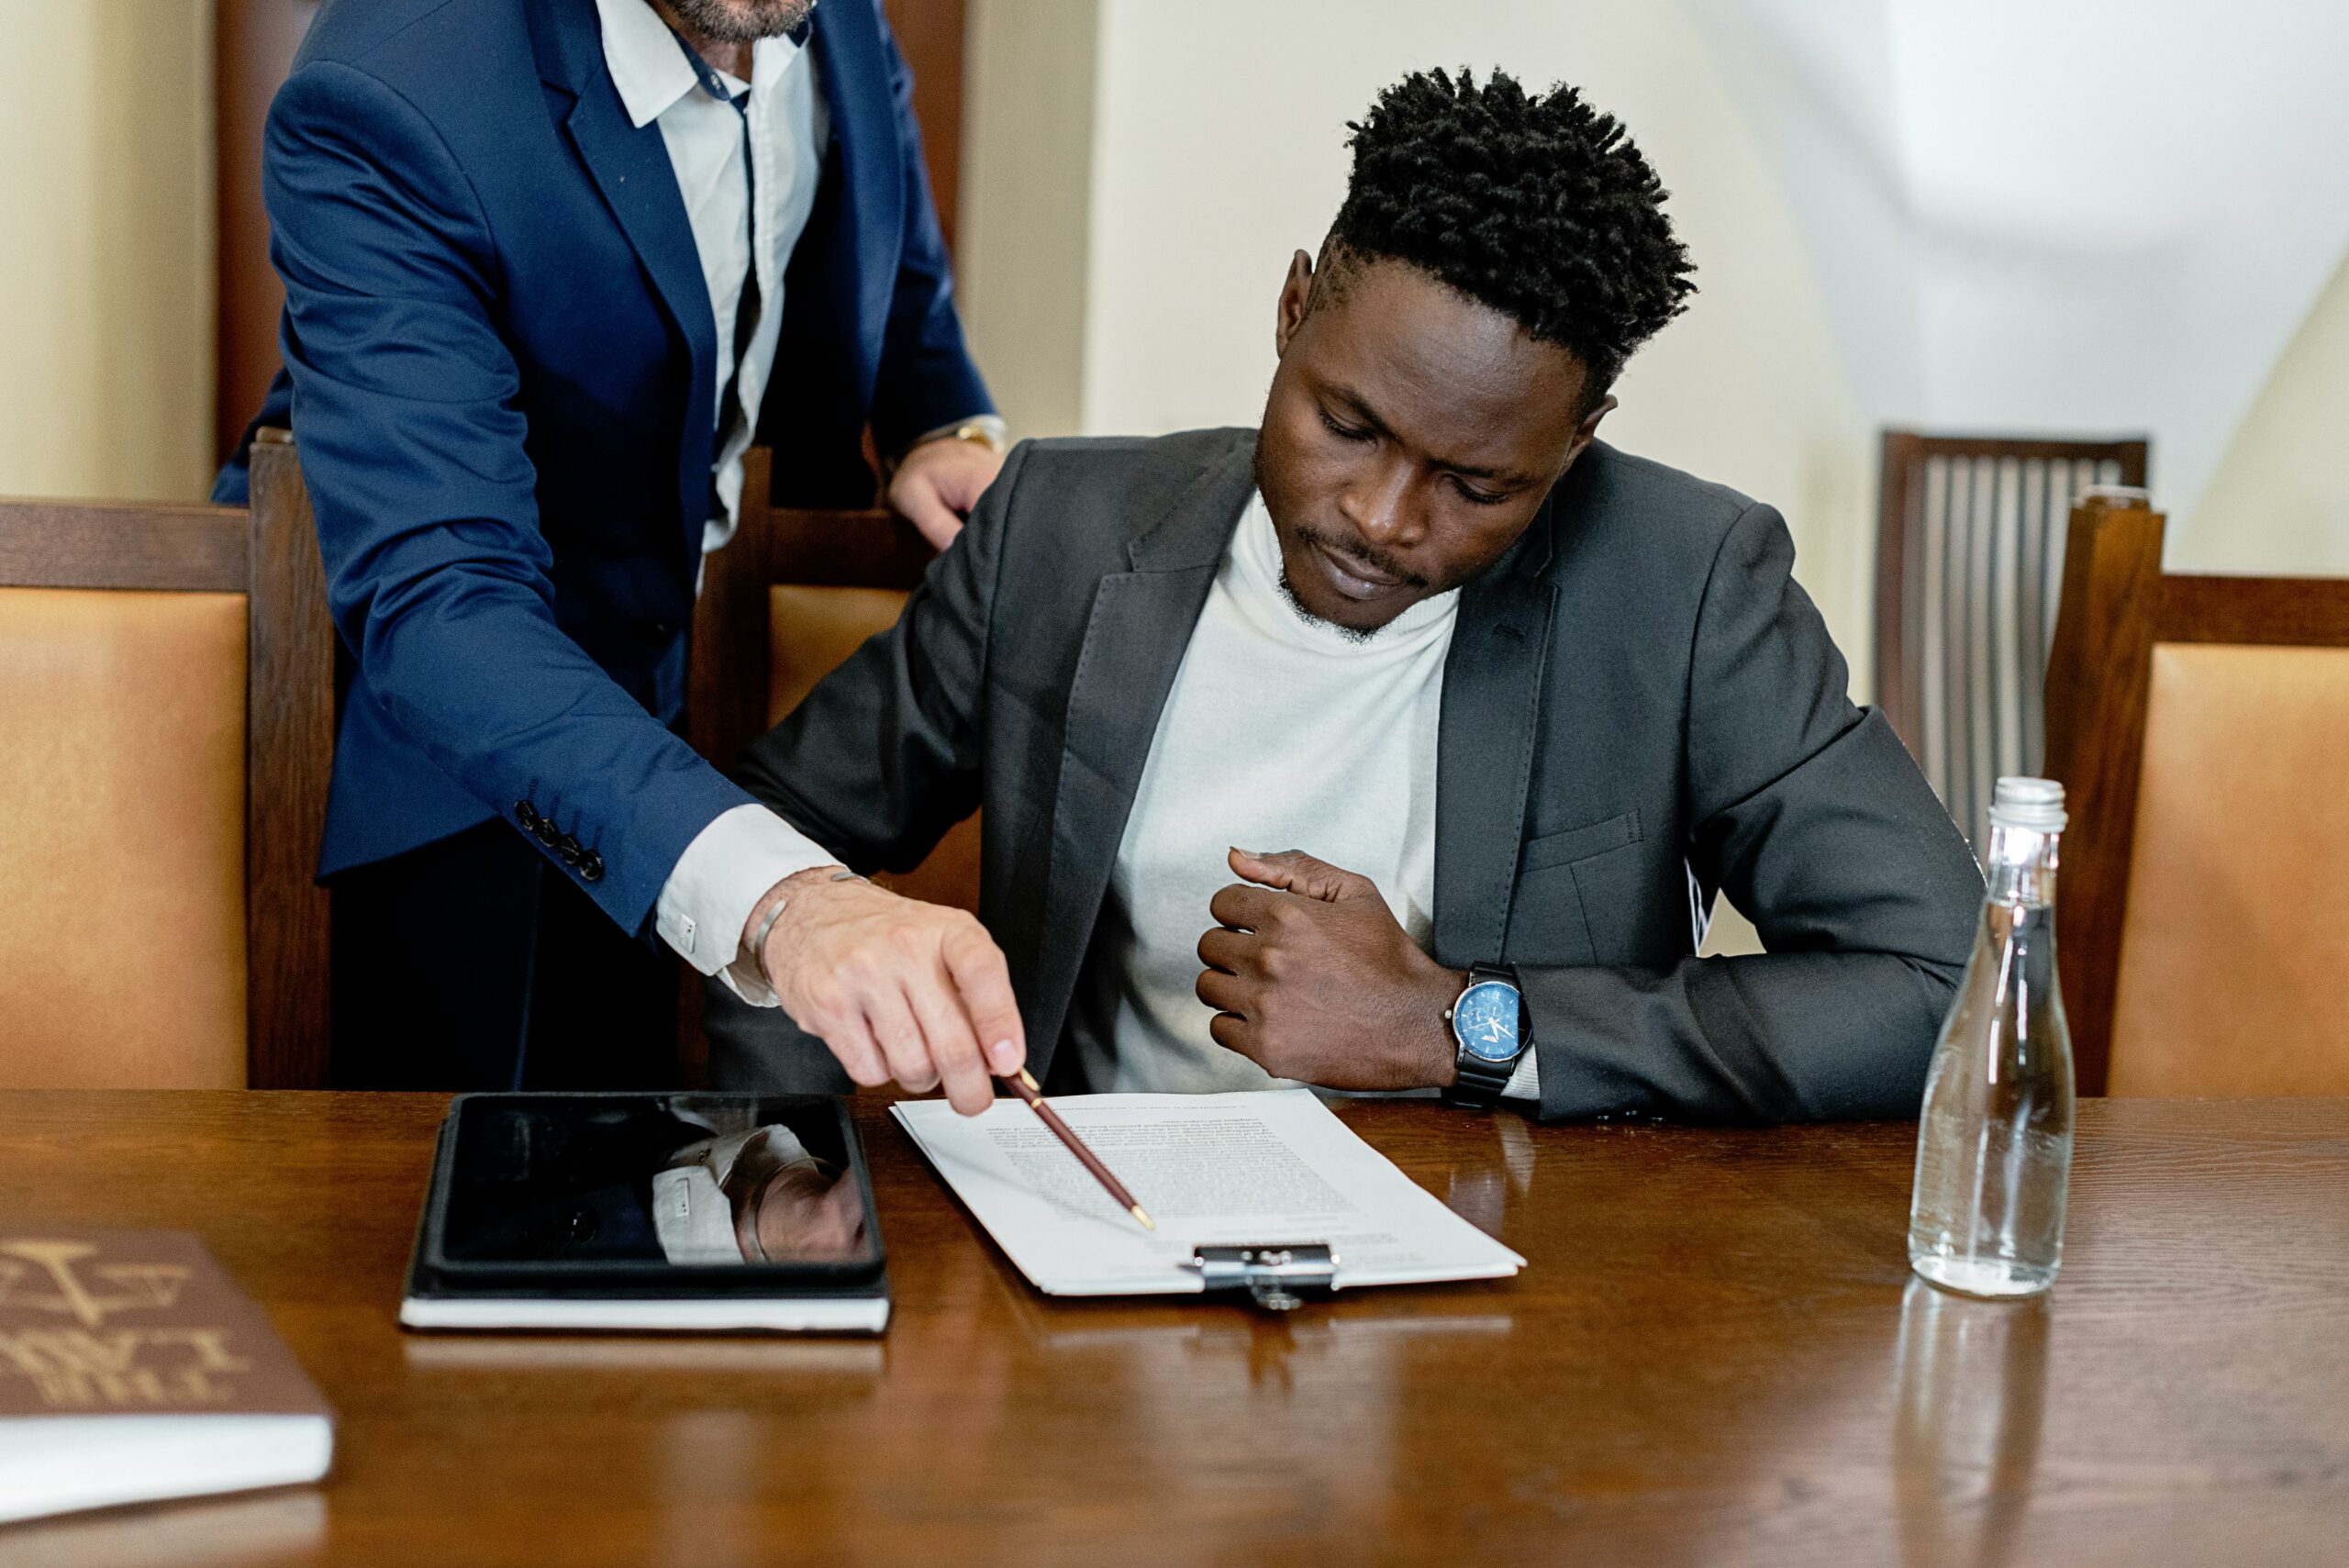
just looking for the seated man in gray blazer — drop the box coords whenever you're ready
[714,67,1984,1122]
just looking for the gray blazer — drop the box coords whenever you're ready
[723,428,1984,1121]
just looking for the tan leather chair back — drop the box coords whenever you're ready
[2046,493,2349,1094]
[768,584,914,719]
[0,587,250,1086]
[0,442,335,1088]
[768,584,982,913]
[2106,644,2349,1095]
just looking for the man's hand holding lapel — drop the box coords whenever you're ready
[1196,849,1466,1090]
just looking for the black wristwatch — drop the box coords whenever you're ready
[1442,962,1528,1110]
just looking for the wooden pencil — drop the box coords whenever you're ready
[996,1069,1155,1230]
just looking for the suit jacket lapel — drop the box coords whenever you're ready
[1027,435,1259,1076]
[1433,499,1559,969]
[534,0,717,558]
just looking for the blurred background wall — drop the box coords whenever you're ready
[1687,0,2349,576]
[0,0,215,503]
[2190,250,2349,575]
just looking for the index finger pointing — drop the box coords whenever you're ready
[942,919,1025,1077]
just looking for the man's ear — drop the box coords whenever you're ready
[1275,250,1315,360]
[1566,394,1620,462]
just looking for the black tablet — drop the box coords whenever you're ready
[402,1093,890,1333]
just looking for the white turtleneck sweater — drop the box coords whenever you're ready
[1067,490,1538,1106]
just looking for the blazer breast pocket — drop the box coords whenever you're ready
[1520,810,1642,873]
[1503,810,1642,966]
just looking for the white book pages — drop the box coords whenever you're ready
[0,1414,331,1524]
[894,1089,1525,1296]
[396,1296,889,1334]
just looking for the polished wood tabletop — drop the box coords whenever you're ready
[2,1091,2345,1566]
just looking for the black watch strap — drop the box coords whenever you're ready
[1443,962,1527,1110]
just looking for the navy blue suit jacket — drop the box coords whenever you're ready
[214,0,993,937]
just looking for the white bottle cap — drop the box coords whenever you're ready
[1989,776,2067,833]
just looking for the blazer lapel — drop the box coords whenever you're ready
[534,0,718,556]
[1432,499,1559,969]
[1026,436,1259,1076]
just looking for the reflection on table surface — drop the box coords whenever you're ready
[0,1091,2343,1566]
[1893,1279,2050,1568]
[400,1334,888,1377]
[5,1489,326,1568]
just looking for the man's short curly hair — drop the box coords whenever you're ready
[1327,67,1696,401]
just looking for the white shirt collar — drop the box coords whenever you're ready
[594,0,701,129]
[595,0,809,129]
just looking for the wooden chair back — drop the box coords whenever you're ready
[2043,492,2349,1095]
[0,431,333,1087]
[1876,431,2150,851]
[689,447,983,915]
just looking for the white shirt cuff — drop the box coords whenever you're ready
[656,804,842,1006]
[1502,1045,1540,1106]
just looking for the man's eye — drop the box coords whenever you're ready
[1451,477,1509,506]
[1319,409,1374,442]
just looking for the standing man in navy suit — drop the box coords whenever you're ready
[216,0,1029,1103]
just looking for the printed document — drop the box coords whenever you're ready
[892,1089,1525,1295]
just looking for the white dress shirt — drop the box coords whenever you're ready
[594,0,827,552]
[1066,493,1539,1104]
[594,0,843,993]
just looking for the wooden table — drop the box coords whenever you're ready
[3,1093,2345,1566]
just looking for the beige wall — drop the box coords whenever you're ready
[0,1,216,504]
[2181,250,2349,574]
[959,0,1099,442]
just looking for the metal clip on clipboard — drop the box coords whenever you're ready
[1186,1244,1339,1311]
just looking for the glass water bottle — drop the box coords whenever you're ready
[1908,777,2076,1297]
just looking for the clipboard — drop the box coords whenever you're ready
[1185,1243,1339,1310]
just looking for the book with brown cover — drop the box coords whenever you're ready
[0,1230,333,1523]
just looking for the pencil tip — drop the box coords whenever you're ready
[1131,1206,1155,1231]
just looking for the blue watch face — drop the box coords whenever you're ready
[1453,980,1522,1062]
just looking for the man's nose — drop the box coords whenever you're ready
[1337,457,1422,548]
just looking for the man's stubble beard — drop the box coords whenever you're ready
[663,0,817,44]
[1274,563,1381,644]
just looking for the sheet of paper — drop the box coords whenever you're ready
[892,1090,1525,1296]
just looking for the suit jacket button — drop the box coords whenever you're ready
[516,800,540,829]
[579,851,605,883]
[532,818,560,847]
[556,837,584,864]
